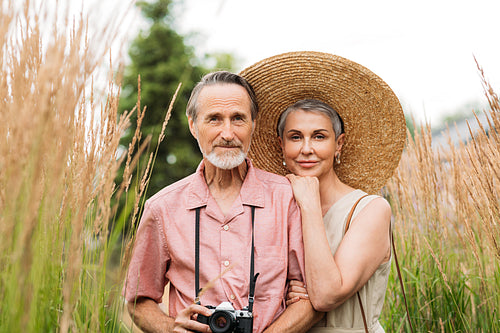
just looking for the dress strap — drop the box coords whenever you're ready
[344,194,369,234]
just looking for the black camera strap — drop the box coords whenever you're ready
[195,207,201,304]
[194,206,259,313]
[248,206,259,313]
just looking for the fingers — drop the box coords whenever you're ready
[286,294,310,306]
[286,174,318,182]
[173,304,212,333]
[289,280,306,288]
[287,291,309,300]
[289,285,308,294]
[287,290,310,300]
[289,280,307,293]
[289,284,307,292]
[286,296,300,306]
[286,280,309,306]
[285,175,320,191]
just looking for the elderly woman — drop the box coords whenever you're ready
[240,52,407,333]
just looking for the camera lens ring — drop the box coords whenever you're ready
[208,310,236,333]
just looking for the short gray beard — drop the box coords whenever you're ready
[194,125,250,170]
[205,150,246,170]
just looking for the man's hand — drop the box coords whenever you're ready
[173,303,213,333]
[127,297,213,333]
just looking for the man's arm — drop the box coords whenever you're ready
[262,299,324,333]
[127,297,173,333]
[127,297,212,333]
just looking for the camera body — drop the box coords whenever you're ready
[196,301,253,333]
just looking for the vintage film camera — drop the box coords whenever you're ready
[196,301,252,333]
[193,206,259,333]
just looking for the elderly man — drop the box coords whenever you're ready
[124,71,321,333]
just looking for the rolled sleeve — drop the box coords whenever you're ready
[124,201,170,303]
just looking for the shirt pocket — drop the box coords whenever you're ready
[254,246,285,300]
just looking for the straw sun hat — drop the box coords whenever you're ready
[239,51,406,194]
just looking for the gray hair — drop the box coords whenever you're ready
[277,99,344,139]
[186,71,258,122]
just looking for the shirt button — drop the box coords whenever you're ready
[230,294,235,300]
[224,260,230,267]
[223,225,229,231]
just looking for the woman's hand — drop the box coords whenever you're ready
[285,174,321,212]
[286,280,309,306]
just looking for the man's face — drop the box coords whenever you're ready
[188,83,254,170]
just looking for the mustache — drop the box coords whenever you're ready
[213,139,242,148]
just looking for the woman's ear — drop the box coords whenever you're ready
[278,136,284,150]
[336,133,346,152]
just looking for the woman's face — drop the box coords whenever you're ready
[280,109,344,180]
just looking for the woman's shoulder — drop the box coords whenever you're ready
[353,191,392,224]
[325,189,390,222]
[363,191,390,207]
[335,189,384,209]
[352,189,389,208]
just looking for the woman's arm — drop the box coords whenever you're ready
[286,175,391,312]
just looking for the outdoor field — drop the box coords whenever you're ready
[1,1,498,332]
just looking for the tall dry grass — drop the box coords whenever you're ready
[383,66,499,332]
[2,1,499,332]
[0,1,165,331]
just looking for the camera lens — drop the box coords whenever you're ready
[214,316,227,328]
[209,311,236,333]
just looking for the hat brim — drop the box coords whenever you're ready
[239,51,406,194]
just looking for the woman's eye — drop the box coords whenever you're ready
[290,135,300,140]
[314,134,325,140]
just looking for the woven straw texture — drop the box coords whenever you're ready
[239,51,406,194]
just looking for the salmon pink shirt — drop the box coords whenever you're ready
[124,159,305,332]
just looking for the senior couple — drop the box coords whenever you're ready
[124,51,406,333]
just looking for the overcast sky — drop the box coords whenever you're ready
[73,0,500,126]
[167,0,500,126]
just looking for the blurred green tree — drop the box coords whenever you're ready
[118,0,237,198]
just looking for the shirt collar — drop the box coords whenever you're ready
[186,158,265,209]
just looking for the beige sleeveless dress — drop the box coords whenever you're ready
[308,189,391,333]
